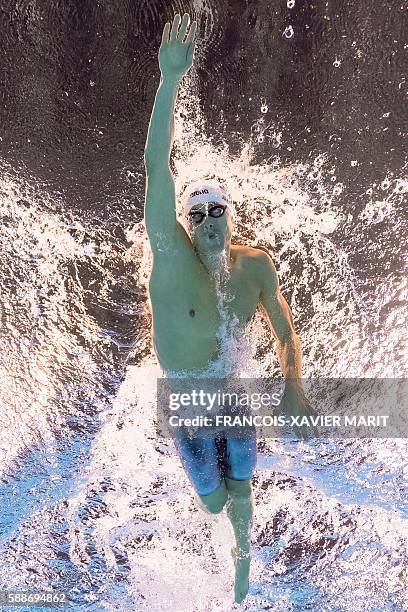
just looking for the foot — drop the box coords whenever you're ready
[231,546,250,604]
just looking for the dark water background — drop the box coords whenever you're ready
[0,1,407,610]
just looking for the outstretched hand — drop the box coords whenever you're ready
[159,13,197,80]
[280,383,319,441]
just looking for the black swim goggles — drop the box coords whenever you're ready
[187,202,228,226]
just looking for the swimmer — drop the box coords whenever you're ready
[144,13,317,604]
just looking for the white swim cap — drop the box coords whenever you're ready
[182,180,235,218]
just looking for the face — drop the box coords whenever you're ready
[186,201,233,254]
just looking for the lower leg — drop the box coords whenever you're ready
[225,477,253,554]
[225,477,253,603]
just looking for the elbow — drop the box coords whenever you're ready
[144,147,154,168]
[144,148,169,173]
[144,144,157,165]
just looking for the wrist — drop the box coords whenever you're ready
[284,379,303,393]
[160,72,182,86]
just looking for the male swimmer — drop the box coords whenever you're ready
[144,13,317,604]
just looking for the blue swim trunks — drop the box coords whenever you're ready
[174,431,257,496]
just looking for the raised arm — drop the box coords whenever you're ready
[144,14,197,246]
[257,251,317,438]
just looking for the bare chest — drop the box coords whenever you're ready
[150,261,260,327]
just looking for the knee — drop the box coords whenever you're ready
[225,477,252,498]
[201,498,226,514]
[198,480,228,514]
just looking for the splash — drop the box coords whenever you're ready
[1,3,407,609]
[0,164,102,472]
[208,249,251,378]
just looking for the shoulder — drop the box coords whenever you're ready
[232,244,278,288]
[233,244,275,268]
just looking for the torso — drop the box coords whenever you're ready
[148,223,265,373]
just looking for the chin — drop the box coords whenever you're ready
[198,238,225,253]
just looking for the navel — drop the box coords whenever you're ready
[189,309,195,317]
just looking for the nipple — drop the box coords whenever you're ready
[189,309,195,317]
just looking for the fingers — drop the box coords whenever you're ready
[296,425,312,441]
[185,19,197,45]
[178,13,190,41]
[294,423,308,441]
[167,13,197,44]
[170,13,181,41]
[161,22,170,45]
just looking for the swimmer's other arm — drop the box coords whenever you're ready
[258,252,318,438]
[258,252,302,384]
[143,15,197,247]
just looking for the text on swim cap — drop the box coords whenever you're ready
[190,189,209,197]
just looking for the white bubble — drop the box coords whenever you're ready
[261,104,268,114]
[351,160,357,167]
[287,0,295,7]
[283,25,294,38]
[393,179,406,193]
[333,58,341,67]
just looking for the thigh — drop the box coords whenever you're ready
[225,431,257,481]
[174,436,222,496]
